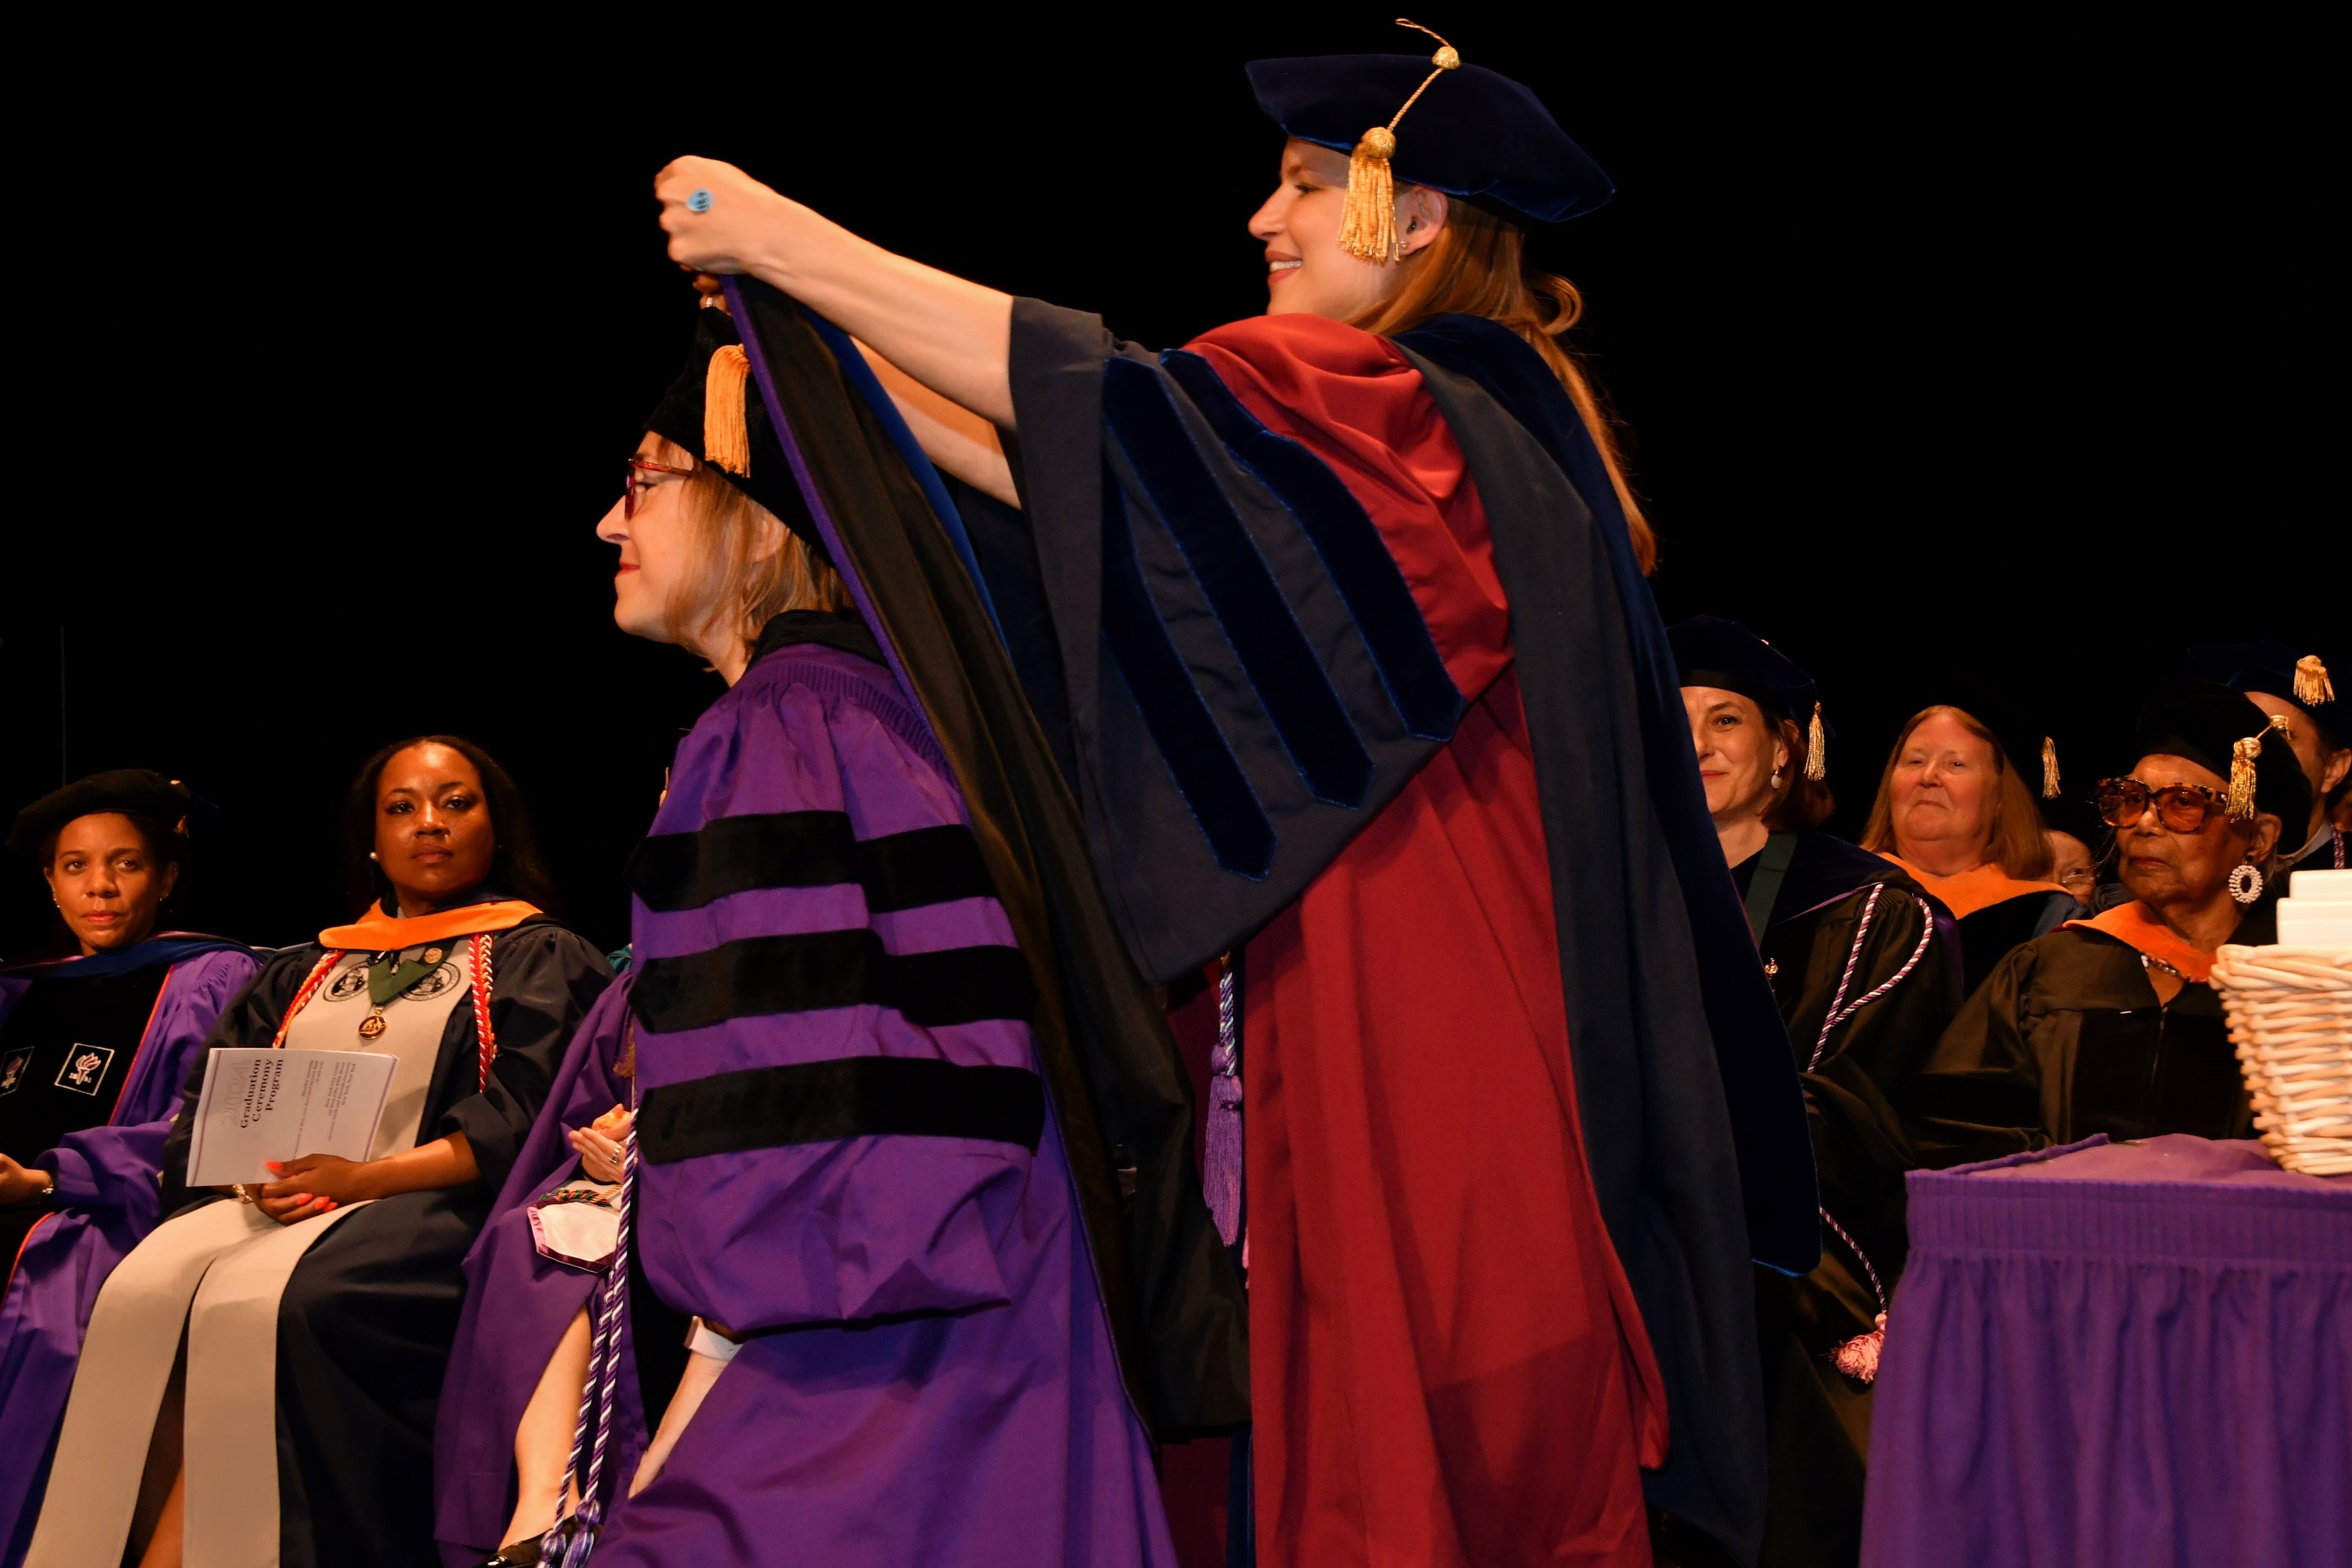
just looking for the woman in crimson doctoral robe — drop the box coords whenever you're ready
[26,739,608,1568]
[434,305,1173,1567]
[638,30,1817,1566]
[0,773,257,1568]
[1903,684,2309,1168]
[1671,620,1964,1568]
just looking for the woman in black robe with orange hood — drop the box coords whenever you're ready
[26,737,608,1568]
[1904,683,2310,1166]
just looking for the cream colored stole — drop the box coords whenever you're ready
[27,943,473,1568]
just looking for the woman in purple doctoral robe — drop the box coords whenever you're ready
[0,772,258,1567]
[434,301,1171,1567]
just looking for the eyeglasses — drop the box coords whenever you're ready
[2095,777,2229,834]
[622,457,692,519]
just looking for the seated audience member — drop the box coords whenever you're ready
[0,774,258,1565]
[1860,706,2078,990]
[1673,618,1963,1568]
[25,739,609,1568]
[1904,683,2308,1167]
[2186,641,2346,871]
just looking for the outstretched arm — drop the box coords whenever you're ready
[656,157,1017,427]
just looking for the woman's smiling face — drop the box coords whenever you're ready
[1248,139,1446,322]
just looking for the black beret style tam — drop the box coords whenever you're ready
[1668,616,1821,728]
[642,302,826,560]
[1246,54,1614,225]
[8,769,195,859]
[1668,616,1830,781]
[2182,639,2345,750]
[2132,680,2311,834]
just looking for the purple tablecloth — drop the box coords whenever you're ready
[1861,1135,2352,1568]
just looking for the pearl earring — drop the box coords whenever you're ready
[1770,767,1784,790]
[369,851,380,862]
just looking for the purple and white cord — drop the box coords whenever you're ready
[1205,954,1244,1248]
[546,1129,637,1567]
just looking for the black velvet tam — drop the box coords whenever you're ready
[7,769,195,859]
[642,303,826,559]
[2133,679,2313,831]
[2184,638,2345,749]
[1245,54,1614,224]
[1668,614,1821,730]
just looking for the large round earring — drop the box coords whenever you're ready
[2227,860,2264,905]
[1770,767,1784,791]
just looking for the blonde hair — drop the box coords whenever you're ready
[648,435,850,657]
[1351,199,1657,574]
[1861,705,2056,880]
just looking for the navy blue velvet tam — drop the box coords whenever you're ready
[1246,54,1614,224]
[1669,617,1821,729]
[2183,639,2345,749]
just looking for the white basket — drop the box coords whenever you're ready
[2213,944,2352,1176]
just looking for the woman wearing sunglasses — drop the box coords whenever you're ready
[1904,683,2309,1169]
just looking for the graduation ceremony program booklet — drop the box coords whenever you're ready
[184,1048,398,1187]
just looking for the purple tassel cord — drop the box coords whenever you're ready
[545,1130,637,1567]
[1204,955,1244,1247]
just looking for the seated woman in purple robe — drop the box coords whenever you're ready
[0,771,257,1568]
[433,298,1172,1568]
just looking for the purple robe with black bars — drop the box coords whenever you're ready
[0,937,259,1568]
[433,621,1174,1566]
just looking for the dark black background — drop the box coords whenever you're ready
[5,15,2333,955]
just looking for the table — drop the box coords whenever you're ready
[1861,1135,2351,1567]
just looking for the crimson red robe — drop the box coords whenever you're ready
[1192,318,1668,1566]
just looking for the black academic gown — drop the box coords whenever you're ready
[1903,901,2270,1170]
[155,917,608,1568]
[1736,835,1963,1568]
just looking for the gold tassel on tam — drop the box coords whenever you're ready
[2041,736,2061,800]
[2227,716,2288,822]
[1805,703,1827,782]
[703,344,753,476]
[2296,654,2336,706]
[1336,20,1463,262]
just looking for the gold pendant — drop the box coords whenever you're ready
[358,1009,388,1039]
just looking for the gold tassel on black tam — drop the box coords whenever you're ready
[2296,654,2336,707]
[2227,715,2290,822]
[2041,736,2061,800]
[1805,703,1827,782]
[1338,20,1462,262]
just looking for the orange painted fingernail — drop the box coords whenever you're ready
[265,1161,283,1171]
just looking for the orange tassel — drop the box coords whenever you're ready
[703,345,752,476]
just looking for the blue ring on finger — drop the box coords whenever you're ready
[687,188,714,213]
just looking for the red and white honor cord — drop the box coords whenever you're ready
[267,934,500,1092]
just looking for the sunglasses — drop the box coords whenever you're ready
[622,457,693,519]
[2095,777,2229,834]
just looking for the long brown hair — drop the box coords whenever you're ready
[1351,200,1658,574]
[648,435,850,659]
[1860,705,2056,880]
